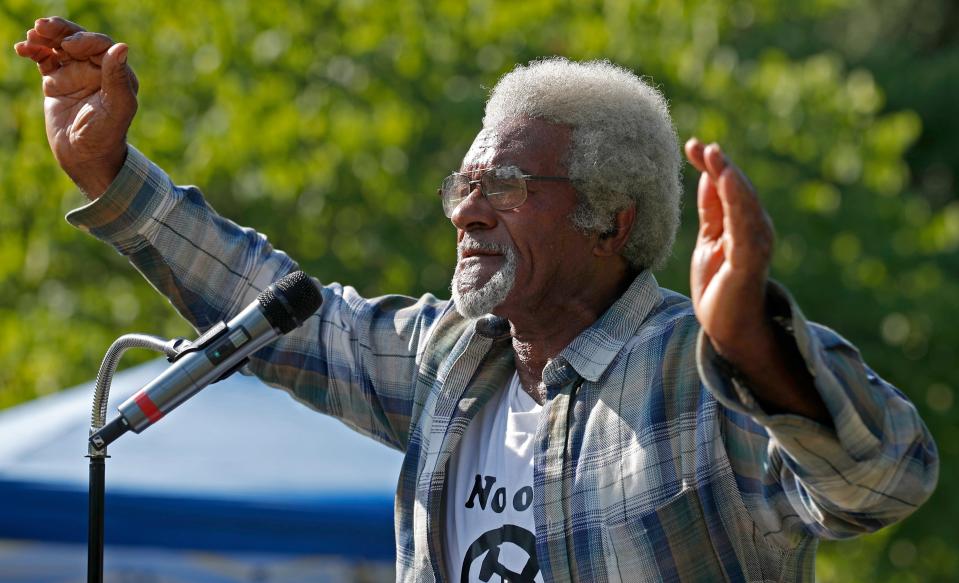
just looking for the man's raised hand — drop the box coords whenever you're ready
[684,138,777,364]
[685,138,830,423]
[14,17,138,199]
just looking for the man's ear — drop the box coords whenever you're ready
[594,205,636,257]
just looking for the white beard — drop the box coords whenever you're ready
[451,239,518,318]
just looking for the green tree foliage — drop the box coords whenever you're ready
[1,0,954,580]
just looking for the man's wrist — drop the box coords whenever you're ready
[64,145,129,200]
[708,283,791,368]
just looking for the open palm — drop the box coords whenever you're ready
[685,139,775,360]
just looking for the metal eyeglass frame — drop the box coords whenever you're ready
[438,166,571,217]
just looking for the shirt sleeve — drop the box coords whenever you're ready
[696,282,938,543]
[65,145,450,451]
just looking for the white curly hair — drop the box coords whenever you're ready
[483,57,682,271]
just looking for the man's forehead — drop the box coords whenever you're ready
[460,119,570,172]
[462,126,524,163]
[473,127,498,148]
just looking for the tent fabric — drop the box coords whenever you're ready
[0,358,403,558]
[0,540,395,583]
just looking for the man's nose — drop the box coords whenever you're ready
[450,185,497,231]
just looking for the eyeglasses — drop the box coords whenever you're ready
[437,165,571,218]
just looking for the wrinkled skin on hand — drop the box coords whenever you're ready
[14,16,139,198]
[685,138,828,424]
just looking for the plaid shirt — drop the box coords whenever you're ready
[68,146,938,582]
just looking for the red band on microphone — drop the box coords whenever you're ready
[133,390,164,424]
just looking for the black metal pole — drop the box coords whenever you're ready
[87,454,105,583]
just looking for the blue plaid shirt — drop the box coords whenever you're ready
[68,146,938,582]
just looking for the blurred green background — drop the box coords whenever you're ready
[1,0,955,580]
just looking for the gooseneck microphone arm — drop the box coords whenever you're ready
[88,334,183,455]
[85,271,323,583]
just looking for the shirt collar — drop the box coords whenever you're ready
[544,270,664,385]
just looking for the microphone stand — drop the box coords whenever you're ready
[84,270,320,581]
[86,334,183,583]
[86,450,106,583]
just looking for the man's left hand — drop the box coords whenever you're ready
[684,138,830,424]
[684,138,777,364]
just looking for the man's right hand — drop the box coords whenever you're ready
[14,17,139,199]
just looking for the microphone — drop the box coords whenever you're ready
[89,271,322,450]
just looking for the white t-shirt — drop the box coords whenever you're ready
[444,372,544,583]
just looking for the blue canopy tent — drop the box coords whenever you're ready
[0,359,403,582]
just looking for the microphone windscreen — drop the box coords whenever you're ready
[258,271,323,333]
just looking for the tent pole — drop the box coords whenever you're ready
[87,453,106,583]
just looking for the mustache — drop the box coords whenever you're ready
[457,238,514,259]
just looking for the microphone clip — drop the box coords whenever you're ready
[165,321,249,383]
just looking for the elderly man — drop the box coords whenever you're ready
[16,16,937,583]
